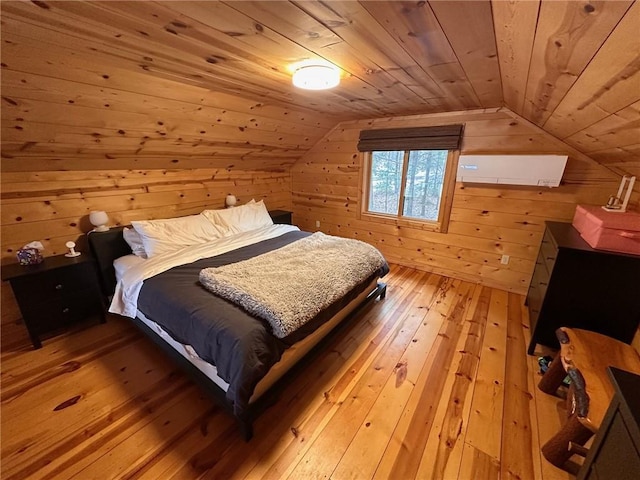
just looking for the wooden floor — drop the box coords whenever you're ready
[1,265,577,480]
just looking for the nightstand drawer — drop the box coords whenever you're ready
[20,289,102,332]
[10,261,96,305]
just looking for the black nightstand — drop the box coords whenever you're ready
[269,210,292,225]
[1,254,106,349]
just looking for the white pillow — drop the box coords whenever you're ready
[113,254,146,281]
[132,213,225,258]
[123,227,147,258]
[202,200,273,235]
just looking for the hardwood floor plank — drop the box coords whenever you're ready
[330,274,450,479]
[371,277,466,480]
[500,292,535,480]
[417,285,490,480]
[0,265,566,479]
[4,373,193,480]
[521,302,545,480]
[129,415,236,480]
[243,266,428,480]
[464,288,509,460]
[45,388,213,480]
[376,281,475,479]
[458,443,501,479]
[284,277,461,479]
[1,338,181,443]
[245,269,430,478]
[418,284,486,480]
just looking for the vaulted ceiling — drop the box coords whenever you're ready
[1,1,638,178]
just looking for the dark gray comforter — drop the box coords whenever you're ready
[137,231,388,417]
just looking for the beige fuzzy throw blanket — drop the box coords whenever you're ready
[199,232,386,338]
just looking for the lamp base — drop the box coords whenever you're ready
[93,225,110,232]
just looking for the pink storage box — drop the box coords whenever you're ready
[572,205,640,256]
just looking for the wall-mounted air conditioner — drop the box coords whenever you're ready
[457,154,568,187]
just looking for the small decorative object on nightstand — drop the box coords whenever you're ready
[1,254,106,349]
[16,240,44,265]
[64,241,81,258]
[268,210,292,225]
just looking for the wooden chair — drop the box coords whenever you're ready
[537,327,640,471]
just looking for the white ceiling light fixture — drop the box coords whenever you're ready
[292,62,340,90]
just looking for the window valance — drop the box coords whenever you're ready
[357,124,463,152]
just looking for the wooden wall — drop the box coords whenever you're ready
[1,4,311,348]
[2,0,638,351]
[1,168,292,348]
[291,108,630,295]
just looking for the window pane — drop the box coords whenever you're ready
[368,151,404,215]
[402,150,448,221]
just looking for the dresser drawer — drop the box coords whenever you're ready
[540,228,558,272]
[527,283,542,332]
[533,250,550,293]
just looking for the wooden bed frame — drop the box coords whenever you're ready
[88,226,387,440]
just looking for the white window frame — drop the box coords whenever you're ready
[359,149,459,233]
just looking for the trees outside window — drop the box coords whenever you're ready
[363,149,456,232]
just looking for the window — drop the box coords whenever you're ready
[358,125,462,233]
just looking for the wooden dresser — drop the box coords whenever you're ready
[526,221,640,354]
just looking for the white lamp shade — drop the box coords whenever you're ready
[225,194,237,208]
[89,210,109,231]
[292,64,340,90]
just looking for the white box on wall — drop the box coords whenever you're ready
[457,154,568,187]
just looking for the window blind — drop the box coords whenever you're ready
[357,124,463,152]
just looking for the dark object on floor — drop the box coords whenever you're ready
[538,356,570,386]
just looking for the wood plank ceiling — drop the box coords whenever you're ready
[1,0,639,177]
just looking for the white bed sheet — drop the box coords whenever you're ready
[136,309,231,392]
[109,224,299,318]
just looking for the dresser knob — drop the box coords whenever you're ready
[62,307,70,314]
[55,284,63,290]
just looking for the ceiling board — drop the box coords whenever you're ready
[428,0,503,107]
[523,0,633,126]
[491,0,540,115]
[0,0,638,180]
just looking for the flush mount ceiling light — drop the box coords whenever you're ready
[292,63,340,90]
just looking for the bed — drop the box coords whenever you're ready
[88,202,388,439]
